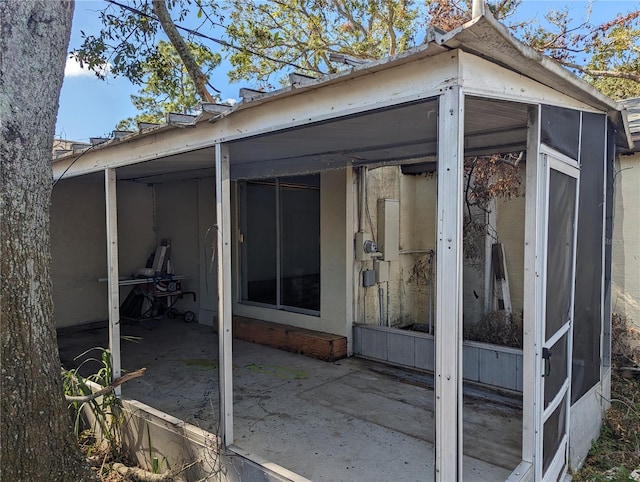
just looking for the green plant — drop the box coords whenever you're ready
[62,347,123,458]
[146,423,168,474]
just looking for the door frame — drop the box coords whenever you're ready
[536,144,580,481]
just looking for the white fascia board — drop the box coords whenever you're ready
[441,14,617,111]
[212,50,458,142]
[441,14,631,148]
[52,49,460,180]
[458,51,598,111]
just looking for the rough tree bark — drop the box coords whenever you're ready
[0,1,96,480]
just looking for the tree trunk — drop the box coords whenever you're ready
[152,0,216,103]
[0,1,96,480]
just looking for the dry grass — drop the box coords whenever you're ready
[573,371,640,481]
[574,314,640,480]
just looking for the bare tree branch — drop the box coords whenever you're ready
[562,61,640,83]
[65,368,146,403]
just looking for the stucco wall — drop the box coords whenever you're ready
[154,180,201,318]
[612,155,640,325]
[356,165,525,331]
[495,180,526,319]
[51,177,155,327]
[358,166,437,328]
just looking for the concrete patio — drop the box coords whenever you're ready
[58,319,522,481]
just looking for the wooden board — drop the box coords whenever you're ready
[213,316,347,362]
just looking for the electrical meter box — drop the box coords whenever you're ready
[377,199,399,261]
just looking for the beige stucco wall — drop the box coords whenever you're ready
[612,155,640,325]
[495,178,526,319]
[154,180,201,317]
[358,166,437,328]
[51,177,155,327]
[355,165,525,331]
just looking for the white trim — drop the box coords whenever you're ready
[543,379,570,420]
[545,321,570,349]
[537,148,580,480]
[434,85,464,481]
[600,116,609,376]
[522,105,542,467]
[104,168,122,394]
[215,143,234,446]
[539,145,580,172]
[506,461,534,482]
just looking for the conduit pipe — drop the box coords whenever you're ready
[358,166,367,233]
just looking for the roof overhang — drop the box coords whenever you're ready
[51,13,631,182]
[439,14,632,150]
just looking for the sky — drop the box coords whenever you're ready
[55,0,637,143]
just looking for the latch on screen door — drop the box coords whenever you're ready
[542,347,552,377]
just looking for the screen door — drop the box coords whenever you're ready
[538,146,580,481]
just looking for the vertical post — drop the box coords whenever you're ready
[522,106,543,470]
[104,168,122,394]
[435,85,464,481]
[215,143,234,446]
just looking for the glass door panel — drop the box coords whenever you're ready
[244,181,277,305]
[279,176,320,312]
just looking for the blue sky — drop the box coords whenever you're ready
[56,0,635,143]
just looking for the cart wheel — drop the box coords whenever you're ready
[167,309,177,319]
[183,311,195,323]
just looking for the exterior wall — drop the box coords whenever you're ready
[358,166,437,328]
[495,177,526,319]
[51,177,155,327]
[154,180,201,317]
[232,169,354,343]
[197,177,218,325]
[355,165,525,332]
[612,155,640,325]
[51,177,107,327]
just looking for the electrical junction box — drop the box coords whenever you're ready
[362,269,376,287]
[377,199,399,261]
[374,260,390,283]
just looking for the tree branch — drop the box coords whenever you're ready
[65,368,146,403]
[561,61,640,82]
[151,0,215,103]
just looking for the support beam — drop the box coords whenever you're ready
[215,143,234,446]
[435,85,464,481]
[522,106,543,471]
[104,168,122,394]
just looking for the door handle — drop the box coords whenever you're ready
[542,347,552,377]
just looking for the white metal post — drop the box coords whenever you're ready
[522,106,543,473]
[104,168,122,394]
[435,85,464,481]
[215,143,234,446]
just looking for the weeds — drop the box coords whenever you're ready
[463,310,523,348]
[574,314,640,480]
[62,347,123,458]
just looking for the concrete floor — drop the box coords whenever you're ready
[58,319,522,481]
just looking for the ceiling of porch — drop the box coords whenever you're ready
[115,96,529,184]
